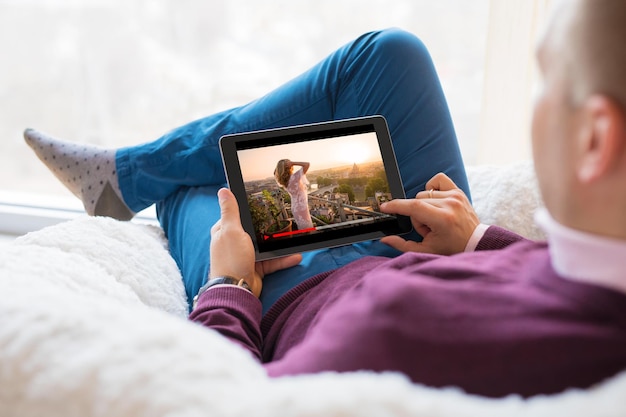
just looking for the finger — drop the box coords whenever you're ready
[380,198,418,216]
[425,172,459,192]
[416,188,438,200]
[380,198,440,220]
[381,199,447,239]
[258,254,303,276]
[217,188,242,229]
[380,236,429,253]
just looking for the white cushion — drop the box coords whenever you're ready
[1,163,624,417]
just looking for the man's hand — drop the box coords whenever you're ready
[210,188,302,297]
[379,173,480,255]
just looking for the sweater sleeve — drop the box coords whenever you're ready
[475,225,528,251]
[188,286,263,361]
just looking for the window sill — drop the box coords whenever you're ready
[0,191,157,237]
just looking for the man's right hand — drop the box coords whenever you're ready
[210,188,301,298]
[379,173,480,255]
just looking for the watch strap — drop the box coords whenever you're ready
[192,276,252,310]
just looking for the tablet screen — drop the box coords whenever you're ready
[219,116,412,260]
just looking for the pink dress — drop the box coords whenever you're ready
[286,168,314,230]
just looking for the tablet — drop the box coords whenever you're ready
[219,115,412,261]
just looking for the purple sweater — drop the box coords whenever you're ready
[190,227,626,398]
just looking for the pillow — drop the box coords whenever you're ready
[13,216,188,315]
[467,160,545,240]
[0,216,266,416]
[2,163,625,417]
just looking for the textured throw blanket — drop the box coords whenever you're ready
[1,161,624,417]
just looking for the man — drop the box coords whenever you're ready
[24,0,626,399]
[192,0,626,398]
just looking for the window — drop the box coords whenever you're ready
[0,0,550,233]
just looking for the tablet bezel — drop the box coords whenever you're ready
[219,115,412,261]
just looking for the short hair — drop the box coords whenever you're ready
[566,0,626,107]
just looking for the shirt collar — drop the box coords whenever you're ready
[535,208,626,295]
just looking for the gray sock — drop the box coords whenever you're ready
[23,128,135,220]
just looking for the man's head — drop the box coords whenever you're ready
[532,0,626,239]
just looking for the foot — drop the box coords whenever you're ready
[23,128,135,221]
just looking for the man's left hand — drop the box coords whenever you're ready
[379,173,480,255]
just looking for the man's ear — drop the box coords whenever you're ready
[577,95,626,183]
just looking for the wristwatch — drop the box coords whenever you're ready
[192,276,252,310]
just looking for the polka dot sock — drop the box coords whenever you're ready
[23,128,135,220]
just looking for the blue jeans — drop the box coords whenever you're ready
[116,29,470,313]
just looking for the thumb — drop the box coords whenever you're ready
[217,188,241,227]
[380,235,425,253]
[258,254,303,276]
[425,172,459,192]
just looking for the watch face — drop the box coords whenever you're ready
[193,276,253,309]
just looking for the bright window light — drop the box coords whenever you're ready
[0,0,489,206]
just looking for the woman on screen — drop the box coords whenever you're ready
[274,159,314,230]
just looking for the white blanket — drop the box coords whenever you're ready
[1,162,624,417]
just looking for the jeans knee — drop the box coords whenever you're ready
[365,28,431,64]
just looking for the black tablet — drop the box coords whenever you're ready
[219,115,412,260]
